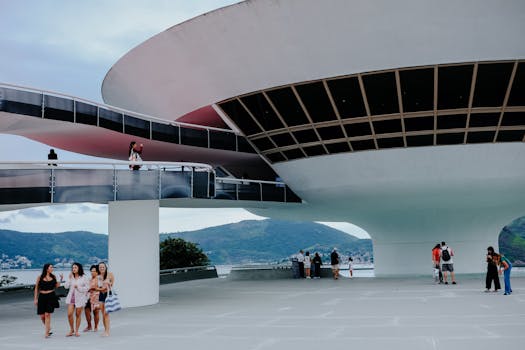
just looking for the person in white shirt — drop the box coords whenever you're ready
[297,250,305,278]
[64,262,90,337]
[304,251,312,279]
[440,241,457,285]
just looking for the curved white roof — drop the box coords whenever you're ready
[102,0,525,122]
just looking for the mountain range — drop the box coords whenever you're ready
[0,220,371,267]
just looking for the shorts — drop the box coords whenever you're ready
[442,263,454,272]
[85,300,91,309]
[99,292,108,303]
[331,264,339,270]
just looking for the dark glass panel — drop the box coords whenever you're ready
[466,131,495,143]
[295,82,337,122]
[350,139,376,151]
[293,129,319,143]
[237,137,256,153]
[283,148,304,160]
[400,68,434,112]
[436,132,464,145]
[237,183,261,201]
[326,77,367,118]
[251,137,275,152]
[325,142,350,154]
[209,131,236,151]
[99,108,122,132]
[404,116,434,132]
[152,122,179,143]
[240,93,283,131]
[316,125,345,140]
[124,115,150,139]
[303,145,326,157]
[270,133,296,147]
[377,137,404,149]
[180,127,208,147]
[285,187,302,203]
[507,62,525,106]
[0,88,42,117]
[501,112,525,126]
[496,130,525,142]
[219,100,261,135]
[75,101,97,126]
[344,122,372,137]
[437,114,467,129]
[266,152,286,163]
[472,63,514,107]
[406,134,434,147]
[44,95,73,122]
[362,72,399,115]
[372,119,402,134]
[438,64,473,109]
[468,113,500,128]
[266,87,309,126]
[261,183,286,202]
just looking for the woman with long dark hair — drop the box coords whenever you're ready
[34,263,62,338]
[97,262,115,337]
[128,141,144,170]
[64,262,89,337]
[485,246,501,292]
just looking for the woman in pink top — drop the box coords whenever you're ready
[83,265,101,332]
[64,262,89,337]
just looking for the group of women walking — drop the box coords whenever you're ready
[33,262,115,338]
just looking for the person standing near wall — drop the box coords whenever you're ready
[313,252,322,279]
[128,141,143,170]
[304,251,311,279]
[97,262,115,337]
[297,250,305,278]
[47,149,58,166]
[485,246,501,292]
[330,248,340,280]
[440,242,456,285]
[499,254,512,295]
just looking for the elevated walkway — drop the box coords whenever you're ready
[0,161,301,210]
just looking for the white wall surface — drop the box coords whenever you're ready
[102,0,525,120]
[108,200,160,307]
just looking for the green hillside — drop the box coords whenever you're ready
[499,216,525,264]
[162,219,372,264]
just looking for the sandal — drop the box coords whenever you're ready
[66,331,74,337]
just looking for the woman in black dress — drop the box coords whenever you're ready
[34,263,62,338]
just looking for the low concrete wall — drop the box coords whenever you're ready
[160,266,218,284]
[228,266,335,280]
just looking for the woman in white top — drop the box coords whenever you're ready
[64,262,89,337]
[304,251,312,279]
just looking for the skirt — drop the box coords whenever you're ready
[37,292,59,315]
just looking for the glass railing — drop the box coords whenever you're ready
[215,177,301,203]
[0,161,301,205]
[0,84,256,154]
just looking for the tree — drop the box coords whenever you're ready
[160,237,209,269]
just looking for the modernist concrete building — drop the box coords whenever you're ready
[1,0,525,306]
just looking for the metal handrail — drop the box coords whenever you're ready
[0,83,237,134]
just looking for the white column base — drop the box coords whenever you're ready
[108,200,159,307]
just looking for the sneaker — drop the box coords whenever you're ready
[504,292,509,295]
[484,289,490,293]
[452,281,456,285]
[444,282,448,284]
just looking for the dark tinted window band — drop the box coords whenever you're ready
[125,115,150,139]
[75,101,97,126]
[99,108,123,132]
[152,122,179,143]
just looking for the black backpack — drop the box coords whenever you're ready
[441,248,451,262]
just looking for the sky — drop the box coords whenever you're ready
[0,0,370,239]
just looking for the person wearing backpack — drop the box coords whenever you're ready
[440,242,456,285]
[499,254,512,295]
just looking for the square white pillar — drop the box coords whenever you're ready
[108,200,159,307]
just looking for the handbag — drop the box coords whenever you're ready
[104,287,121,313]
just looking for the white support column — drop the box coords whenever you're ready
[108,200,159,307]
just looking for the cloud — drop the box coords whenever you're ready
[17,208,51,219]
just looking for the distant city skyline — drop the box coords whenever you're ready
[0,1,370,239]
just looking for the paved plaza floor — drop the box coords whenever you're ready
[1,275,524,350]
